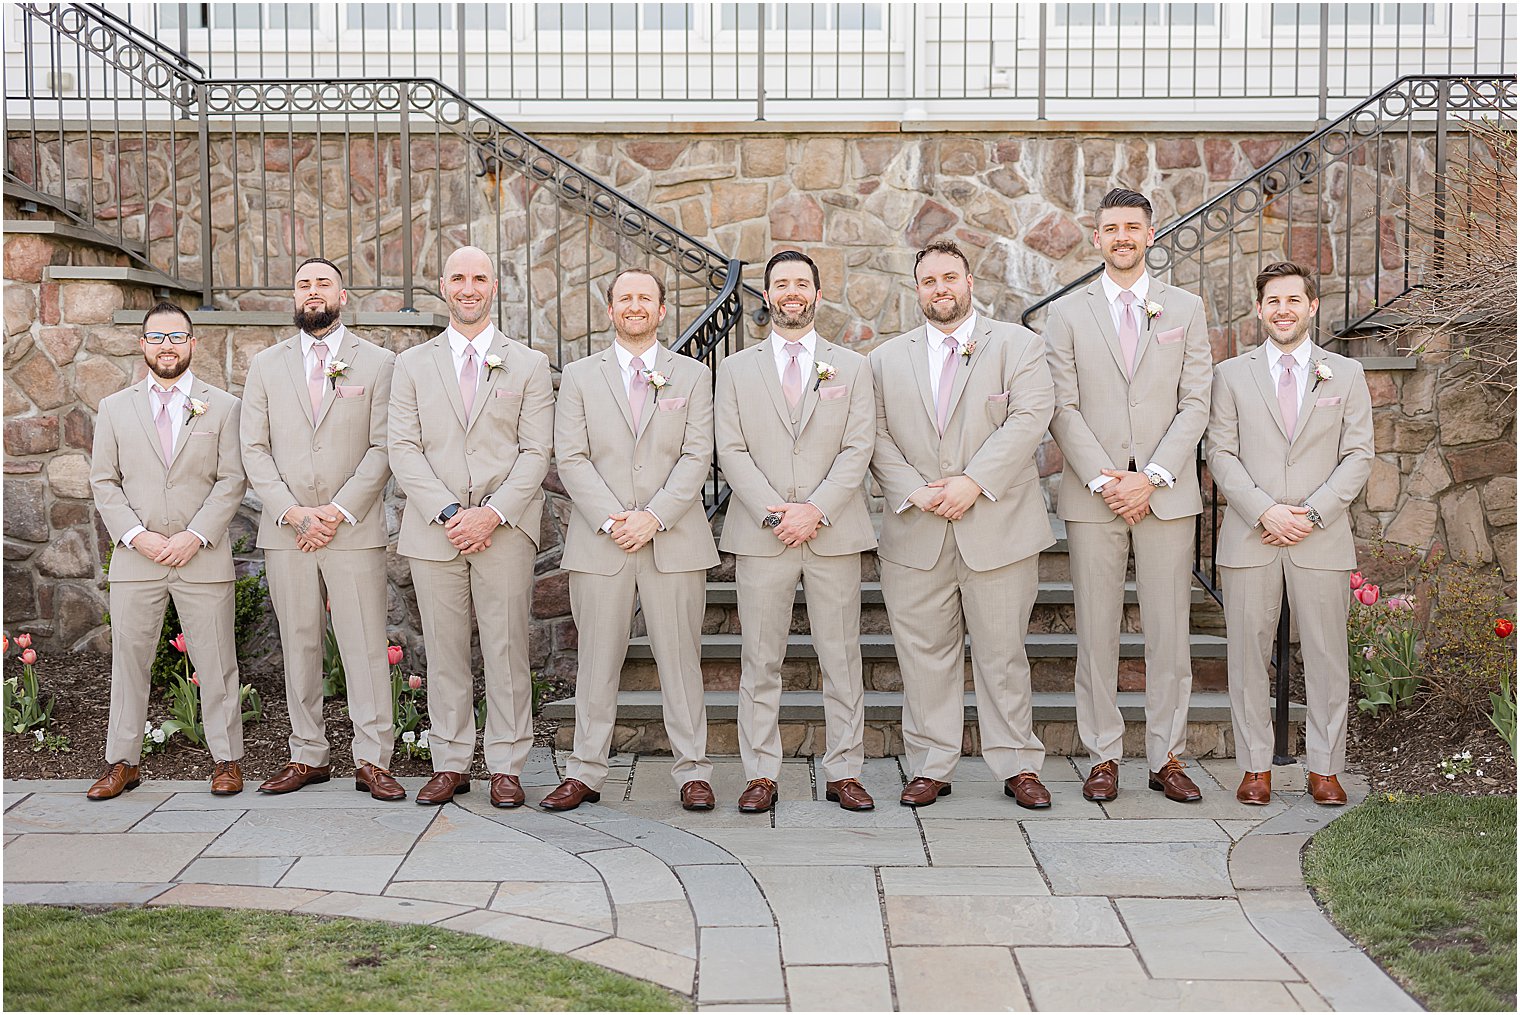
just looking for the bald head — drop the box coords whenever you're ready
[440,246,498,334]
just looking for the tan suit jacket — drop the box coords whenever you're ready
[556,345,720,576]
[388,327,554,560]
[716,337,877,557]
[1206,345,1374,570]
[870,316,1056,571]
[1045,277,1212,521]
[91,377,246,584]
[240,328,395,549]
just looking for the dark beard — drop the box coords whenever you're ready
[768,298,818,331]
[145,351,191,380]
[294,304,341,335]
[923,291,972,325]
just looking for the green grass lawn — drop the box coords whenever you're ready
[1303,793,1517,1012]
[3,905,688,1012]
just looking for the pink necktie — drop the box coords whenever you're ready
[1278,359,1299,439]
[459,344,479,419]
[781,341,803,411]
[154,387,175,465]
[629,356,649,431]
[308,341,328,422]
[935,336,960,435]
[1117,291,1140,378]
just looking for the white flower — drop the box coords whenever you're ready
[1312,361,1334,383]
[151,728,165,743]
[1445,772,1456,780]
[1476,769,1484,776]
[483,353,505,375]
[1143,301,1164,319]
[145,721,155,734]
[184,398,209,424]
[402,731,416,744]
[33,730,44,742]
[324,359,350,383]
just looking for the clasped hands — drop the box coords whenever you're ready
[607,509,660,553]
[763,502,824,548]
[446,506,501,555]
[1099,469,1153,525]
[130,529,204,568]
[1258,503,1315,546]
[906,474,982,521]
[282,504,346,552]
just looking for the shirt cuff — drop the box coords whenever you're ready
[647,508,666,531]
[1144,463,1176,488]
[1088,475,1114,493]
[979,486,997,504]
[896,488,928,514]
[121,525,146,548]
[187,529,209,547]
[601,518,616,534]
[486,503,507,526]
[805,500,831,525]
[332,502,357,526]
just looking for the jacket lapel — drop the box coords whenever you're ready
[466,328,506,433]
[432,335,469,430]
[168,380,211,470]
[1250,347,1292,441]
[755,342,795,432]
[1129,278,1161,376]
[906,327,937,428]
[941,318,987,427]
[1289,351,1328,448]
[312,328,352,432]
[633,346,661,443]
[795,337,830,435]
[1086,282,1129,379]
[599,348,637,436]
[281,335,315,428]
[128,378,167,471]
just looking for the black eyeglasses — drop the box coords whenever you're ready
[142,332,192,345]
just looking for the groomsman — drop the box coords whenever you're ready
[88,302,247,798]
[241,257,403,800]
[540,268,720,812]
[1206,261,1373,806]
[870,240,1057,809]
[716,250,877,813]
[388,246,554,808]
[1045,188,1213,804]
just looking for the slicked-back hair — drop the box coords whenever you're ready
[605,267,666,307]
[1097,187,1153,223]
[913,239,971,280]
[143,299,193,334]
[764,249,821,291]
[295,256,344,283]
[1255,261,1319,302]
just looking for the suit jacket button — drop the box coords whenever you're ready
[793,448,801,455]
[634,464,643,471]
[467,449,474,455]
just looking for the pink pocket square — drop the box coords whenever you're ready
[818,384,849,401]
[1157,326,1186,345]
[494,389,521,399]
[1315,395,1343,407]
[335,384,365,398]
[189,430,216,438]
[657,397,688,412]
[987,391,1010,402]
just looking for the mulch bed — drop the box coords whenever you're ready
[1348,703,1516,797]
[2,652,564,783]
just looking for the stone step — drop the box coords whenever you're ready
[43,264,201,295]
[702,580,1214,606]
[541,690,1306,759]
[627,631,1228,661]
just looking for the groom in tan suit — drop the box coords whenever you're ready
[1045,188,1213,804]
[541,268,720,813]
[1207,261,1373,807]
[88,302,247,799]
[716,250,878,813]
[871,240,1058,809]
[241,257,403,801]
[389,246,555,808]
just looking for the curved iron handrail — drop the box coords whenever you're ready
[80,2,207,75]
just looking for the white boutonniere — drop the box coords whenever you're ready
[1312,360,1333,390]
[483,353,505,377]
[325,359,349,389]
[1143,301,1164,331]
[813,361,837,391]
[184,398,208,426]
[642,368,668,401]
[960,339,976,361]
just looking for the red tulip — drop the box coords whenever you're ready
[190,672,199,686]
[2,634,9,653]
[1355,584,1381,606]
[1497,619,1515,638]
[408,674,423,690]
[170,632,188,653]
[20,648,37,666]
[15,633,32,649]
[1349,572,1364,590]
[387,645,404,666]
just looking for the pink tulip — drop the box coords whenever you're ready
[170,632,188,653]
[1355,584,1381,606]
[387,645,404,667]
[190,672,199,686]
[1349,572,1364,590]
[1386,595,1414,612]
[408,674,423,690]
[1362,645,1376,660]
[20,648,37,666]
[15,633,32,649]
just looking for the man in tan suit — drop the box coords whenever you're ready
[1045,188,1213,804]
[870,240,1058,809]
[1207,261,1373,807]
[540,268,720,812]
[241,257,403,801]
[389,246,554,808]
[716,250,878,813]
[87,301,247,799]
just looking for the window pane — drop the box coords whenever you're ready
[346,4,393,30]
[211,3,261,29]
[400,4,453,29]
[643,3,692,30]
[720,3,759,30]
[159,4,210,30]
[268,4,314,30]
[463,3,508,29]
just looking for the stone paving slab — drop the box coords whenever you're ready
[3,791,31,811]
[437,909,609,954]
[178,856,296,887]
[772,799,918,828]
[888,895,1129,947]
[203,807,433,857]
[698,926,787,1005]
[918,819,1037,867]
[912,778,1094,818]
[1016,946,1302,1011]
[279,854,404,895]
[584,846,688,904]
[613,799,782,829]
[1282,950,1422,1013]
[385,880,498,908]
[154,784,417,809]
[147,883,327,912]
[696,827,927,866]
[1024,818,1231,842]
[810,757,907,801]
[1200,759,1308,794]
[582,815,741,865]
[396,837,600,883]
[785,964,894,1012]
[3,881,173,906]
[628,760,813,804]
[570,937,695,994]
[294,890,471,925]
[1230,833,1311,890]
[674,864,773,927]
[1118,897,1300,981]
[4,792,175,833]
[891,945,1031,1011]
[1239,889,1360,955]
[750,866,887,965]
[5,831,214,882]
[616,899,699,958]
[129,809,244,834]
[488,880,615,932]
[1033,840,1234,897]
[879,866,1049,896]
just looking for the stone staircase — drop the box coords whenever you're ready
[542,514,1303,761]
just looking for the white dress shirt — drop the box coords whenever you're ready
[767,329,830,524]
[1266,338,1315,410]
[1089,271,1174,494]
[896,313,996,513]
[275,326,356,527]
[605,339,666,531]
[440,324,507,526]
[121,371,208,550]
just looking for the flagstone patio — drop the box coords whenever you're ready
[3,751,1420,1012]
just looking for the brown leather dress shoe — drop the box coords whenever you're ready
[416,771,471,805]
[86,762,140,800]
[1005,772,1052,809]
[490,773,525,808]
[355,762,407,801]
[738,778,778,813]
[1148,755,1203,803]
[1082,759,1119,802]
[899,777,951,807]
[210,760,243,796]
[541,778,601,811]
[1237,771,1272,805]
[825,779,876,811]
[680,780,716,811]
[1307,772,1347,806]
[258,761,331,794]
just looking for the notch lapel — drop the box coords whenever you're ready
[1289,353,1327,447]
[168,380,212,470]
[755,342,795,432]
[794,337,831,435]
[941,319,987,427]
[466,328,506,432]
[431,335,469,430]
[1129,279,1162,376]
[128,378,166,471]
[633,346,661,443]
[312,328,353,432]
[599,348,638,436]
[281,335,316,429]
[1250,347,1292,441]
[1086,282,1130,379]
[907,328,937,428]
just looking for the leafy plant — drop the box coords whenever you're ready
[30,730,70,754]
[1488,621,1517,757]
[3,635,53,736]
[159,669,206,748]
[1348,575,1421,714]
[240,683,263,724]
[321,616,346,698]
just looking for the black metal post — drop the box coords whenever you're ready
[1272,591,1294,765]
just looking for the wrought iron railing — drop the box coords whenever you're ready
[57,3,1519,121]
